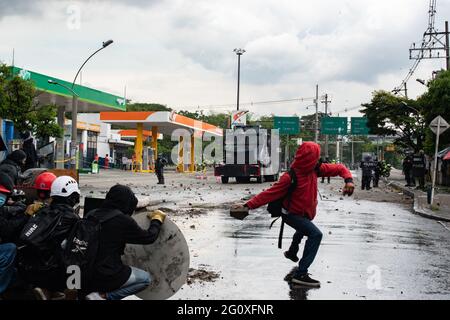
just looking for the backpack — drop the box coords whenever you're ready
[62,209,121,292]
[267,168,298,218]
[20,205,65,252]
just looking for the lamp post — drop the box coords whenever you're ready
[48,80,80,168]
[233,48,245,111]
[69,40,113,169]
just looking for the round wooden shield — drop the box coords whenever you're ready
[122,213,190,300]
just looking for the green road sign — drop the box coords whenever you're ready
[321,117,347,135]
[351,117,370,135]
[274,116,300,135]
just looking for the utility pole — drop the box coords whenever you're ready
[322,93,331,158]
[314,85,319,143]
[446,20,450,70]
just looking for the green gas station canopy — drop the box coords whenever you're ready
[11,66,126,112]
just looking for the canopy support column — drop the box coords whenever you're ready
[189,134,195,172]
[152,126,158,171]
[178,136,184,173]
[134,123,143,172]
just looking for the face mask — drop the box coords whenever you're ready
[0,194,7,207]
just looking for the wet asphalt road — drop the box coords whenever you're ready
[80,170,450,300]
[172,191,450,300]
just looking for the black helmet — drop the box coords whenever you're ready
[0,172,14,194]
[7,150,27,165]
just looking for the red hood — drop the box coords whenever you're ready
[290,142,321,173]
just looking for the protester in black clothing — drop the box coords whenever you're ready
[21,132,38,171]
[155,156,168,185]
[85,184,165,300]
[0,150,30,185]
[320,157,331,184]
[0,173,30,296]
[19,176,80,300]
[360,155,375,190]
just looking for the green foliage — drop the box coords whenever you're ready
[127,102,172,112]
[0,63,63,140]
[418,70,450,154]
[177,110,230,128]
[361,90,426,152]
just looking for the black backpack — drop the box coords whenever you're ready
[20,206,66,252]
[267,168,298,218]
[62,209,121,292]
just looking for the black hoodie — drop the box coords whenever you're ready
[0,150,27,184]
[88,185,162,292]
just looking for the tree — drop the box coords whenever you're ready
[0,64,63,142]
[360,90,426,152]
[417,70,450,154]
[127,102,172,112]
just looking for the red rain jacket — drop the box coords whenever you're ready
[246,142,352,220]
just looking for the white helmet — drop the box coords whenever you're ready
[50,176,80,197]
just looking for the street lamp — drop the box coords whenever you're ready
[416,78,426,86]
[401,101,420,115]
[233,48,245,111]
[69,39,113,169]
[48,80,79,98]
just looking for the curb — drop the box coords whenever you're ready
[388,181,450,222]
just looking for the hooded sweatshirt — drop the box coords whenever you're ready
[0,150,27,185]
[88,185,162,292]
[246,142,352,220]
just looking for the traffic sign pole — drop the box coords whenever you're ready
[431,117,441,206]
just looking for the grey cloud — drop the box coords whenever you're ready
[0,0,42,19]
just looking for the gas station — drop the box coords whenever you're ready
[100,111,223,173]
[8,66,127,169]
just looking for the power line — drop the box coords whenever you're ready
[177,96,316,110]
[393,0,449,97]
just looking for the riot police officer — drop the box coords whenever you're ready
[373,157,381,188]
[402,154,414,187]
[360,155,376,190]
[412,150,427,190]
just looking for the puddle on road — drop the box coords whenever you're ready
[171,198,450,300]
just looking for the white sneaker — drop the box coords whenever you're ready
[85,292,106,300]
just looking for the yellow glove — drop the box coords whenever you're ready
[147,210,167,223]
[343,182,355,196]
[25,202,44,216]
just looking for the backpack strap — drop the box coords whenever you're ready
[273,169,298,249]
[314,162,322,177]
[85,208,122,224]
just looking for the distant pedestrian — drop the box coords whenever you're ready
[104,154,110,169]
[155,156,167,185]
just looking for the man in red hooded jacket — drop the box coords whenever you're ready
[236,142,354,287]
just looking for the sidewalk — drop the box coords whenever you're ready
[388,168,450,222]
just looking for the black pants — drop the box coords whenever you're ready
[362,175,372,190]
[373,173,380,187]
[156,169,164,184]
[414,175,425,188]
[321,176,330,183]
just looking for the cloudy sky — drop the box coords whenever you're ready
[1,0,449,117]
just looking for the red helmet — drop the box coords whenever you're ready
[35,172,57,191]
